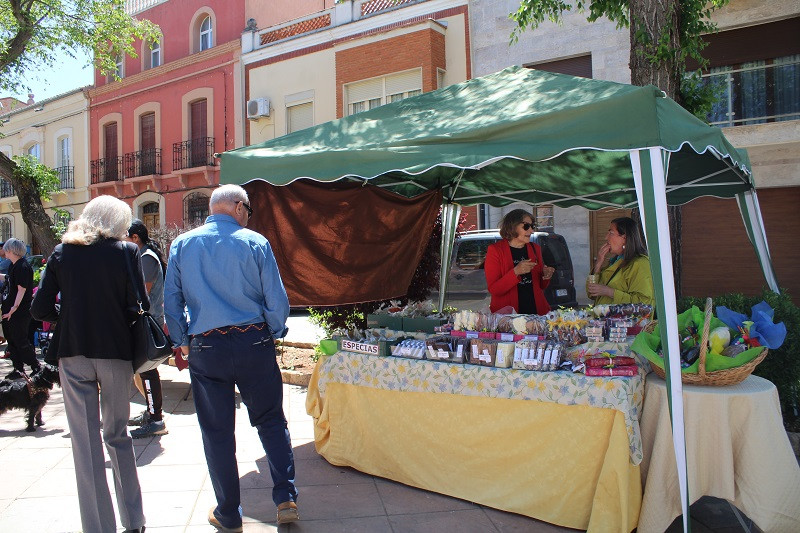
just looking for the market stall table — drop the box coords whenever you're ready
[638,374,800,533]
[305,351,646,532]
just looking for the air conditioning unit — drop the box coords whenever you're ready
[246,97,270,119]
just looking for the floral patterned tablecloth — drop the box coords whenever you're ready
[316,351,647,464]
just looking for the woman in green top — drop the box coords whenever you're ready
[587,217,654,305]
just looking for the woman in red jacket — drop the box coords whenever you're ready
[484,209,554,315]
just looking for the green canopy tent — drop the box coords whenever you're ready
[220,66,778,531]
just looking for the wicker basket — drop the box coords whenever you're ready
[646,298,768,386]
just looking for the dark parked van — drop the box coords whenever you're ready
[439,230,578,310]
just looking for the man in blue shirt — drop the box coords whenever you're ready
[165,185,298,530]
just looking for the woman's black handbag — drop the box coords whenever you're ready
[122,243,172,373]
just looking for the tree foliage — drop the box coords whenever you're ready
[1,0,159,255]
[509,0,729,109]
[8,154,62,255]
[1,0,161,93]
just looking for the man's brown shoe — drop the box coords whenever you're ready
[207,507,243,532]
[276,501,299,524]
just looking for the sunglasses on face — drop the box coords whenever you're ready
[521,222,534,231]
[241,202,253,218]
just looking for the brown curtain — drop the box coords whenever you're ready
[244,180,442,307]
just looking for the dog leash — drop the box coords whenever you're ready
[21,371,50,399]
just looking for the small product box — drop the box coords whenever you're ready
[425,336,455,362]
[495,342,515,368]
[402,316,449,334]
[449,337,470,363]
[391,339,427,359]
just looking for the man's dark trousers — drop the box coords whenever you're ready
[189,325,297,529]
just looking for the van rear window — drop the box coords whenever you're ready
[455,238,498,269]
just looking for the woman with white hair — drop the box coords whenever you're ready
[1,237,39,378]
[31,195,149,533]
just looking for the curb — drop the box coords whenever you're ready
[281,369,311,387]
[276,341,316,349]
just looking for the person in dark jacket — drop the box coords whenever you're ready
[1,238,39,378]
[31,195,149,533]
[126,219,169,438]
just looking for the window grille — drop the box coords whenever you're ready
[183,193,209,227]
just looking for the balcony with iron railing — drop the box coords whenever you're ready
[56,166,74,189]
[173,137,215,171]
[702,55,800,127]
[0,180,14,198]
[90,157,124,184]
[124,148,162,178]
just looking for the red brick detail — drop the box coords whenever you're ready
[335,28,446,118]
[361,0,415,16]
[243,4,471,143]
[259,14,331,45]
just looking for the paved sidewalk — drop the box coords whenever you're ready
[0,345,756,532]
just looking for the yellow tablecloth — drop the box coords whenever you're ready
[306,352,643,532]
[638,374,800,533]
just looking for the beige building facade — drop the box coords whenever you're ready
[242,0,471,145]
[0,88,92,252]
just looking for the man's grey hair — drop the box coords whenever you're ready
[210,185,249,210]
[3,238,26,257]
[62,195,132,245]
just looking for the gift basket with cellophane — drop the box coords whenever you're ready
[631,298,786,386]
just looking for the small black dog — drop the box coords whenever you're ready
[0,365,60,432]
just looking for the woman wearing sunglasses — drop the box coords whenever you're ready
[484,209,555,315]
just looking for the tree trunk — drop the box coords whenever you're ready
[628,0,683,102]
[629,0,683,297]
[0,152,59,257]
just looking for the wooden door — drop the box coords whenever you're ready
[189,99,207,166]
[589,208,632,269]
[140,112,156,174]
[103,122,118,180]
[142,202,159,231]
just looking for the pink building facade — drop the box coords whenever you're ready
[88,0,246,229]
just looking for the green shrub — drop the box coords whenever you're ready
[678,289,800,430]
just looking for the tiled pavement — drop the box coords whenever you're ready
[0,346,757,532]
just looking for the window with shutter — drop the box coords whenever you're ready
[287,102,314,134]
[104,123,118,160]
[104,122,118,180]
[525,55,593,78]
[190,100,207,140]
[345,69,423,115]
[141,113,156,150]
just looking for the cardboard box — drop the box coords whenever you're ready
[401,316,448,334]
[366,313,404,331]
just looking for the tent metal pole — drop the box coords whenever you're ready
[631,147,691,533]
[438,202,462,313]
